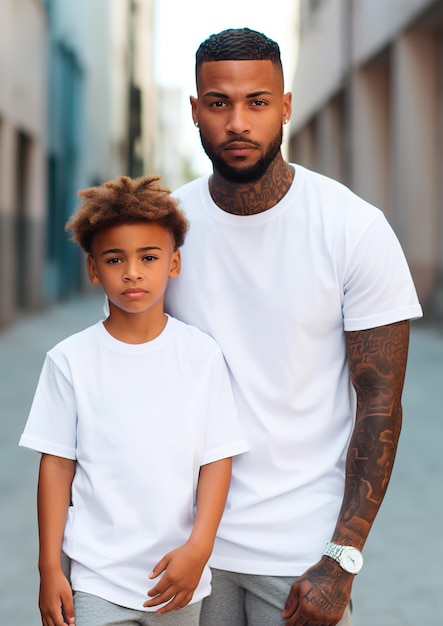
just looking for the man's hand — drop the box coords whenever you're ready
[282,558,353,626]
[39,569,75,626]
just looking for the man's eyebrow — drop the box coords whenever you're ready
[202,90,274,100]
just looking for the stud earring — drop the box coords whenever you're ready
[194,121,199,128]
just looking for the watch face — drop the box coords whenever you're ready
[341,547,364,574]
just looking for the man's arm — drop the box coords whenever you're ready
[38,453,76,626]
[144,457,232,613]
[283,320,410,626]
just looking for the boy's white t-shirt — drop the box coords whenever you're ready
[19,316,248,610]
[165,164,423,576]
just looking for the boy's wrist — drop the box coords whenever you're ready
[185,535,213,561]
[38,559,65,575]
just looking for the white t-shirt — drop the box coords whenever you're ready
[165,164,423,576]
[20,316,248,610]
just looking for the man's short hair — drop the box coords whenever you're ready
[195,28,282,75]
[65,175,189,254]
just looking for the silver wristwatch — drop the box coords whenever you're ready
[323,542,364,574]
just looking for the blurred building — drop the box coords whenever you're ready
[0,0,157,328]
[0,0,48,327]
[290,0,443,313]
[45,0,157,302]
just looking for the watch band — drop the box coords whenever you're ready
[324,541,346,561]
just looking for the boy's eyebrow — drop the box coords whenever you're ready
[202,90,274,100]
[100,246,162,256]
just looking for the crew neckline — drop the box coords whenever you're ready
[96,315,175,354]
[200,164,304,226]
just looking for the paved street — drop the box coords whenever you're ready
[0,295,441,626]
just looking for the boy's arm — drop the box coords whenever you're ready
[38,453,76,626]
[144,457,232,613]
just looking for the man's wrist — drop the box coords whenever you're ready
[323,542,364,574]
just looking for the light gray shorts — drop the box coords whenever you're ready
[73,591,202,626]
[200,568,352,626]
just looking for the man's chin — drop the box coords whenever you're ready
[215,160,268,185]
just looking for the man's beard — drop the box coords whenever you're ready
[199,128,283,184]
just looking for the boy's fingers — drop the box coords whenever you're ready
[149,555,169,579]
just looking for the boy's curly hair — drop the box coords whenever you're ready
[65,175,189,254]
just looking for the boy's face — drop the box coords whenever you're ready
[87,222,180,318]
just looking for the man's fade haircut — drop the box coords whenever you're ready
[65,175,189,254]
[195,27,283,78]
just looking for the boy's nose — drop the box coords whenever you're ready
[123,265,143,281]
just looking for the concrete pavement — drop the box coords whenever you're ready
[0,295,441,625]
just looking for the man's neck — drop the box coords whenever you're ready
[209,156,294,216]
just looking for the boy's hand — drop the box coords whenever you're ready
[39,569,75,626]
[143,542,208,614]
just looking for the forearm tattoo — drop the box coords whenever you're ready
[341,321,410,544]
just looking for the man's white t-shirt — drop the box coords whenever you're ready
[165,164,423,576]
[20,316,248,610]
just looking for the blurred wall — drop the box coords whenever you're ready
[290,0,443,312]
[0,0,48,326]
[0,0,157,328]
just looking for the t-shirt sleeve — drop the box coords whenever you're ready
[18,355,77,459]
[201,349,248,466]
[343,213,423,331]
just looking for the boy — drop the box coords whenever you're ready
[19,175,248,626]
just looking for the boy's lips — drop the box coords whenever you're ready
[122,288,147,298]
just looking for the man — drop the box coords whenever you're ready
[165,28,422,626]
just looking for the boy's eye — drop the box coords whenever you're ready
[106,257,121,264]
[143,255,157,262]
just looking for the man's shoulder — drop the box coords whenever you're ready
[172,175,208,204]
[292,163,383,225]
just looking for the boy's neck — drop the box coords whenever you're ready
[103,310,168,344]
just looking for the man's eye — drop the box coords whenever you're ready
[251,100,267,106]
[210,101,227,108]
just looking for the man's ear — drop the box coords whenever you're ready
[87,255,101,286]
[190,95,198,126]
[169,249,181,279]
[282,91,292,123]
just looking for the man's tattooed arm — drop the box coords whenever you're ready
[282,320,410,625]
[334,319,410,548]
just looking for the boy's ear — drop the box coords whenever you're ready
[169,249,181,279]
[87,255,101,286]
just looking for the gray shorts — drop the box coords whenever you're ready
[200,568,352,626]
[73,590,202,626]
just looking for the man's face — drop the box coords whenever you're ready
[191,60,292,184]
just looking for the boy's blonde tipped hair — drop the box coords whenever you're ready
[65,175,189,254]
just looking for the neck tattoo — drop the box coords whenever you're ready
[210,162,295,216]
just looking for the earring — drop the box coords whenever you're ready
[194,121,199,128]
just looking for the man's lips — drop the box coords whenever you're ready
[224,141,258,151]
[223,142,258,157]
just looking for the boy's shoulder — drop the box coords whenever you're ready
[167,315,222,356]
[48,322,101,358]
